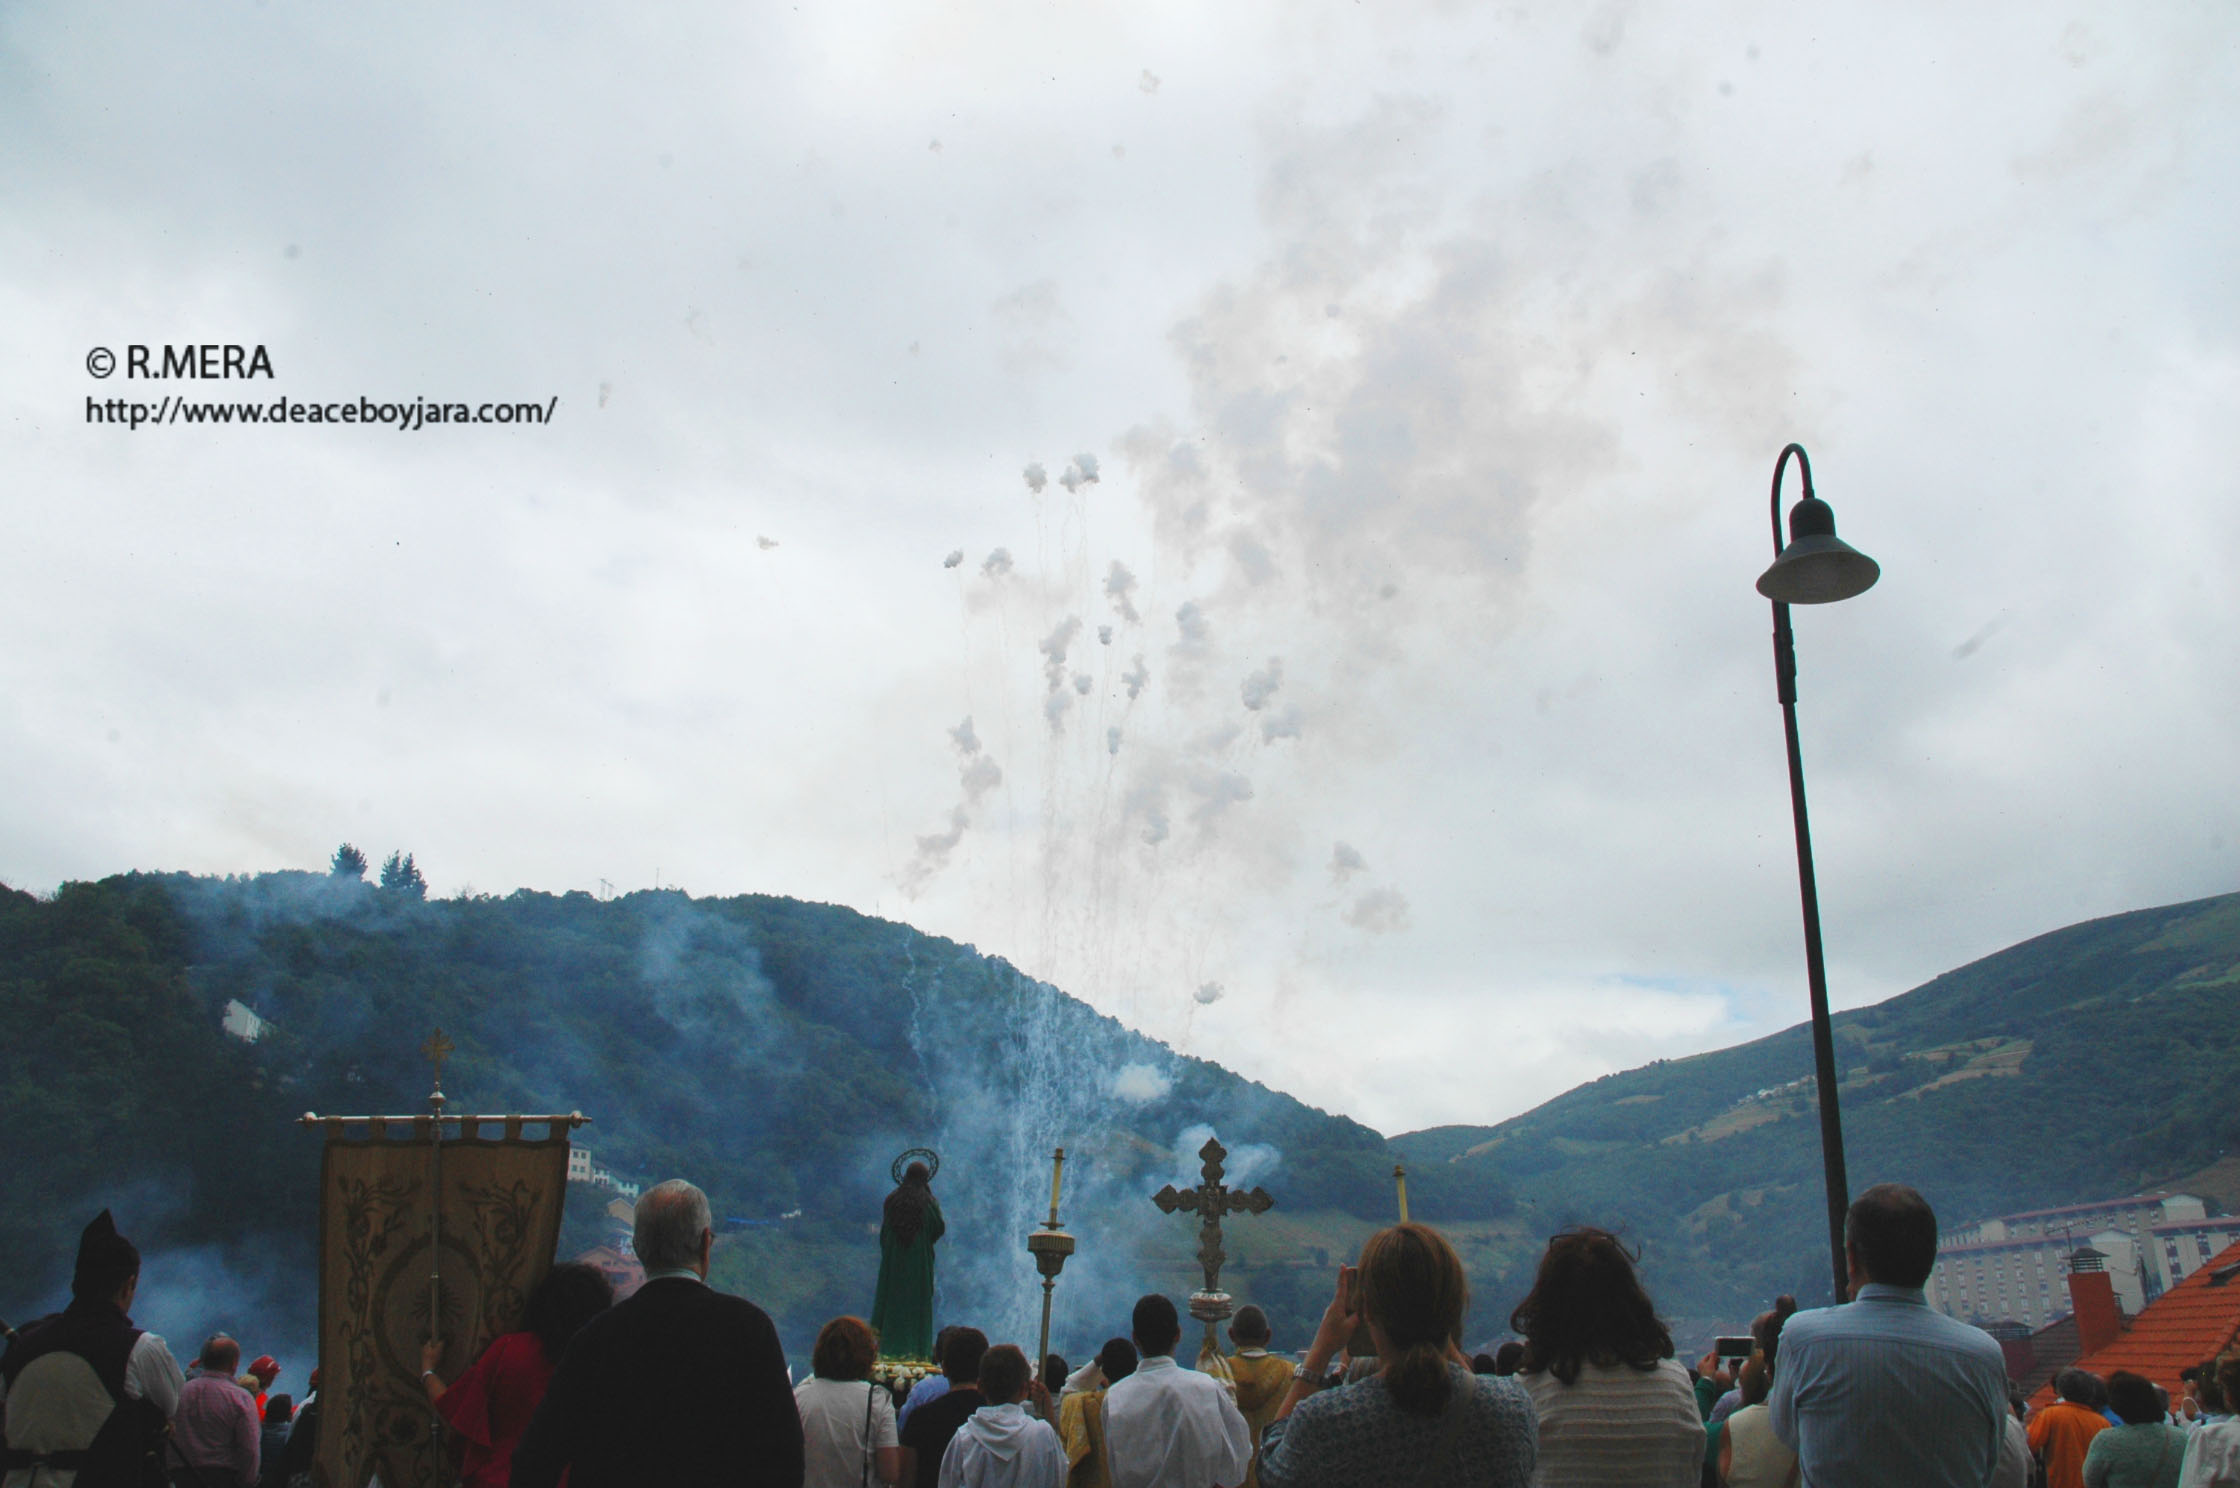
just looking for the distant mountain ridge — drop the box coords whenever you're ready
[3,869,2233,1360]
[0,870,1414,1358]
[1390,889,2240,1322]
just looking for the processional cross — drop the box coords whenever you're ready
[1153,1137,1274,1300]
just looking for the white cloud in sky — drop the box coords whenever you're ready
[1,1,2236,1135]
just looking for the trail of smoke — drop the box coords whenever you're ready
[1105,563,1141,624]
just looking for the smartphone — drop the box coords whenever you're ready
[1714,1335,1754,1361]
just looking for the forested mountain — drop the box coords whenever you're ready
[3,868,2234,1365]
[1391,890,2240,1324]
[0,869,1427,1360]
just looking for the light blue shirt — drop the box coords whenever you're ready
[1768,1283,2007,1488]
[898,1373,951,1431]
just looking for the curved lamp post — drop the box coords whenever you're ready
[1755,442,1879,1304]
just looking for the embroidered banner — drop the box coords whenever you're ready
[311,1116,572,1488]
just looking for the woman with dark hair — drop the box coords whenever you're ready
[797,1316,901,1488]
[420,1261,615,1487]
[1255,1223,1536,1486]
[1510,1228,1703,1487]
[2082,1371,2188,1488]
[872,1162,945,1363]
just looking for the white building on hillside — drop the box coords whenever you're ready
[1929,1192,2223,1330]
[2149,1215,2240,1292]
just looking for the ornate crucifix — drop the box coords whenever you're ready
[1153,1137,1274,1300]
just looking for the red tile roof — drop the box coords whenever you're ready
[2029,1240,2240,1406]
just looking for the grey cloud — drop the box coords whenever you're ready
[1098,624,1114,645]
[1023,463,1048,495]
[943,549,965,569]
[1259,708,1301,743]
[1330,842,1368,883]
[981,548,1014,578]
[1122,655,1150,700]
[1072,673,1093,695]
[1194,981,1224,1005]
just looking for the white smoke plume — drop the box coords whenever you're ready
[1174,601,1210,644]
[1023,462,1048,494]
[755,535,779,550]
[1345,889,1411,934]
[960,753,1002,801]
[1330,842,1368,883]
[1106,726,1122,756]
[981,547,1014,578]
[898,717,1006,896]
[1240,657,1283,711]
[1043,691,1072,730]
[1104,562,1141,624]
[1189,771,1254,829]
[1110,1062,1171,1103]
[1071,673,1092,695]
[1260,708,1302,744]
[1122,655,1149,700]
[1058,453,1101,492]
[1194,981,1224,1006]
[943,549,964,569]
[1039,616,1083,693]
[1098,624,1113,645]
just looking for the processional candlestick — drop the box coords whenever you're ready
[1152,1137,1273,1374]
[1026,1147,1076,1380]
[421,1028,454,1458]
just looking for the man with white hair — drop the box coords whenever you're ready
[512,1179,803,1488]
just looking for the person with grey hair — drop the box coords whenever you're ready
[512,1179,803,1488]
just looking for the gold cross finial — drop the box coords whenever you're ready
[422,1028,454,1092]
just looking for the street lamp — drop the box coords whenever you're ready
[1754,442,1878,1305]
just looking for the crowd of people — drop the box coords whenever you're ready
[7,1181,2240,1488]
[0,1211,318,1487]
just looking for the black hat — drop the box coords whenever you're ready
[71,1210,140,1302]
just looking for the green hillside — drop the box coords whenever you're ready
[4,868,2234,1367]
[1389,890,2240,1326]
[0,869,1419,1362]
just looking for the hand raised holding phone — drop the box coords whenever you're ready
[1308,1263,1364,1364]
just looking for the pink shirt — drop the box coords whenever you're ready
[175,1372,261,1481]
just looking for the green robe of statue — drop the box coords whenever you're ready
[870,1194,943,1361]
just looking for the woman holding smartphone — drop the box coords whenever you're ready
[1255,1223,1537,1487]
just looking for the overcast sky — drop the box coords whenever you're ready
[4,1,2234,1136]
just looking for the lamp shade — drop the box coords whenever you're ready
[1756,496,1879,604]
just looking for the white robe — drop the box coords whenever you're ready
[937,1402,1066,1488]
[1103,1355,1253,1488]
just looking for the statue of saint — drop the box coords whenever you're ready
[871,1157,943,1360]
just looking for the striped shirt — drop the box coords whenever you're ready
[1768,1283,2006,1488]
[1520,1358,1704,1488]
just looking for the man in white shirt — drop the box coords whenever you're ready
[1103,1296,1251,1488]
